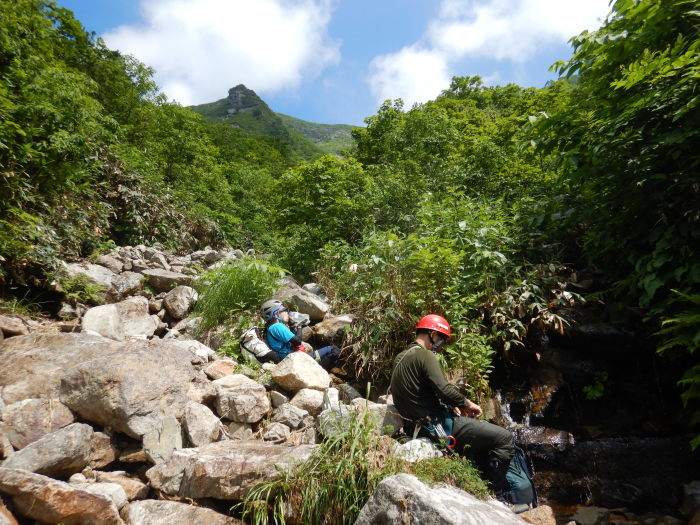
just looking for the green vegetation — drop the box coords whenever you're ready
[192,256,287,334]
[57,274,105,306]
[239,406,488,525]
[276,113,356,156]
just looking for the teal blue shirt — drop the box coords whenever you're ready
[266,322,295,358]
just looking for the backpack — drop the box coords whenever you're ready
[503,445,538,507]
[240,327,273,358]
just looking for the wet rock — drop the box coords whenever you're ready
[142,416,182,464]
[0,468,123,524]
[272,352,330,392]
[146,440,315,500]
[81,304,124,341]
[122,499,241,524]
[1,423,94,478]
[213,374,270,424]
[273,288,329,321]
[263,423,291,442]
[1,398,75,450]
[141,269,193,293]
[355,473,525,525]
[271,404,309,430]
[59,341,214,438]
[93,471,149,501]
[392,438,442,462]
[203,359,237,380]
[162,286,198,319]
[115,296,159,339]
[183,402,223,447]
[338,383,362,403]
[0,316,27,337]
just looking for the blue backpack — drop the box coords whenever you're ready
[503,445,538,507]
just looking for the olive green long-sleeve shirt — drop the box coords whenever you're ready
[389,342,467,421]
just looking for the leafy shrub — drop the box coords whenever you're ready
[192,257,287,334]
[239,404,488,525]
[58,274,105,306]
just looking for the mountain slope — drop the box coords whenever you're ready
[190,85,356,158]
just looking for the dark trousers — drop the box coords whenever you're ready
[452,416,514,463]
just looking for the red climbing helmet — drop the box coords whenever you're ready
[415,314,451,340]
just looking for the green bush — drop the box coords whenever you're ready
[239,404,488,525]
[192,256,287,334]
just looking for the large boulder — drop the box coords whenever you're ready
[81,304,124,341]
[0,333,122,405]
[115,296,160,339]
[59,341,215,438]
[290,388,325,416]
[110,272,146,300]
[141,269,193,293]
[1,398,75,450]
[142,416,182,464]
[355,473,526,525]
[146,440,315,500]
[212,374,271,424]
[1,423,94,478]
[162,286,198,320]
[122,499,241,525]
[311,315,353,344]
[272,352,330,392]
[273,288,329,321]
[182,402,223,447]
[61,262,119,300]
[0,468,123,524]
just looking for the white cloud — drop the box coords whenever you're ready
[103,0,340,105]
[368,0,609,107]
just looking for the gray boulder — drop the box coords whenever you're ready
[146,440,315,500]
[213,374,271,424]
[59,341,215,438]
[311,315,353,344]
[81,304,124,341]
[355,473,527,525]
[273,287,329,321]
[0,333,123,405]
[1,398,75,450]
[122,499,241,524]
[162,285,198,319]
[115,296,160,339]
[1,423,94,478]
[142,416,182,464]
[0,468,123,524]
[141,269,193,293]
[182,401,223,446]
[110,271,146,300]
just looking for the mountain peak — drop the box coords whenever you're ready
[225,84,266,116]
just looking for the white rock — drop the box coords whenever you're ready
[81,304,124,341]
[272,352,330,392]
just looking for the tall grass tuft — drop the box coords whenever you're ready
[192,256,286,334]
[239,406,489,525]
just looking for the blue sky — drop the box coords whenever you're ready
[58,0,610,126]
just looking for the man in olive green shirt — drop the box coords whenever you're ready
[390,315,515,489]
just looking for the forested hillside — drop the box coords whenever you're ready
[1,0,698,449]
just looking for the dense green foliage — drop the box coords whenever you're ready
[531,0,699,443]
[275,113,355,156]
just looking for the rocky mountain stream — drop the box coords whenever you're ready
[0,245,697,525]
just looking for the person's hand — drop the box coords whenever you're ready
[458,400,483,418]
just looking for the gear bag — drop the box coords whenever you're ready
[240,327,273,358]
[503,445,538,507]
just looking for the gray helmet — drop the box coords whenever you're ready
[261,299,285,320]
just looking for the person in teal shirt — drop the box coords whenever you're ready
[260,300,340,368]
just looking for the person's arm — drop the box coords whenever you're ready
[421,349,468,408]
[271,323,302,346]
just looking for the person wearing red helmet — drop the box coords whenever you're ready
[390,314,518,507]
